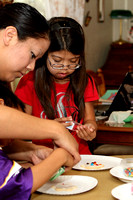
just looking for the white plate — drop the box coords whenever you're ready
[110,166,133,183]
[37,175,98,195]
[112,183,133,200]
[73,155,122,171]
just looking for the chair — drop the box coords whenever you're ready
[94,144,133,155]
[86,68,106,97]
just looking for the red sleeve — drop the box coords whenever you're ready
[15,71,35,106]
[84,77,99,102]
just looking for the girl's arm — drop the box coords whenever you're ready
[84,102,97,130]
[3,139,53,165]
[76,102,97,141]
[31,148,74,193]
[0,105,80,164]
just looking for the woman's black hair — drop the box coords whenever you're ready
[0,2,49,40]
[35,17,92,121]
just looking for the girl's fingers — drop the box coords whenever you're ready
[76,126,96,141]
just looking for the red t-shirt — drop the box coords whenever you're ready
[15,71,99,154]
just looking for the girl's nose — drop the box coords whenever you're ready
[63,64,69,70]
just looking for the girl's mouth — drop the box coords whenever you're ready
[58,73,68,78]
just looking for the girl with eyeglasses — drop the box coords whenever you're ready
[15,17,99,154]
[0,5,80,199]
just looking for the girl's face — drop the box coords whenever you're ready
[0,37,50,82]
[47,50,80,84]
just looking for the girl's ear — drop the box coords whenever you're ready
[3,26,18,46]
[0,99,4,105]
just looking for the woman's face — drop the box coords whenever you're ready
[0,37,50,82]
[47,50,80,84]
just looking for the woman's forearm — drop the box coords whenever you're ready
[0,106,80,165]
[0,106,61,140]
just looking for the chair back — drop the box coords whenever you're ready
[87,69,106,97]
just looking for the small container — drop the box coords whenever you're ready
[121,158,133,178]
[66,120,81,131]
[50,166,65,181]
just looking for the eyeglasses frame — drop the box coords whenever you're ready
[47,57,81,70]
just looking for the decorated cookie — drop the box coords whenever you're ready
[81,161,104,169]
[52,183,77,192]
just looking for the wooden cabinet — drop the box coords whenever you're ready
[102,43,133,89]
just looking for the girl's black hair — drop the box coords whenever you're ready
[35,17,93,121]
[0,2,49,40]
[0,81,25,112]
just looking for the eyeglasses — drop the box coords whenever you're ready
[48,58,81,70]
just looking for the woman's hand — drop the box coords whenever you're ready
[54,116,73,128]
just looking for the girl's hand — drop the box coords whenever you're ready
[53,148,75,172]
[54,116,73,128]
[76,122,97,141]
[30,147,53,165]
[19,147,54,169]
[61,149,75,172]
[3,139,54,166]
[31,148,75,193]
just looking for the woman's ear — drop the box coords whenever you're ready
[3,26,18,46]
[0,99,4,105]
